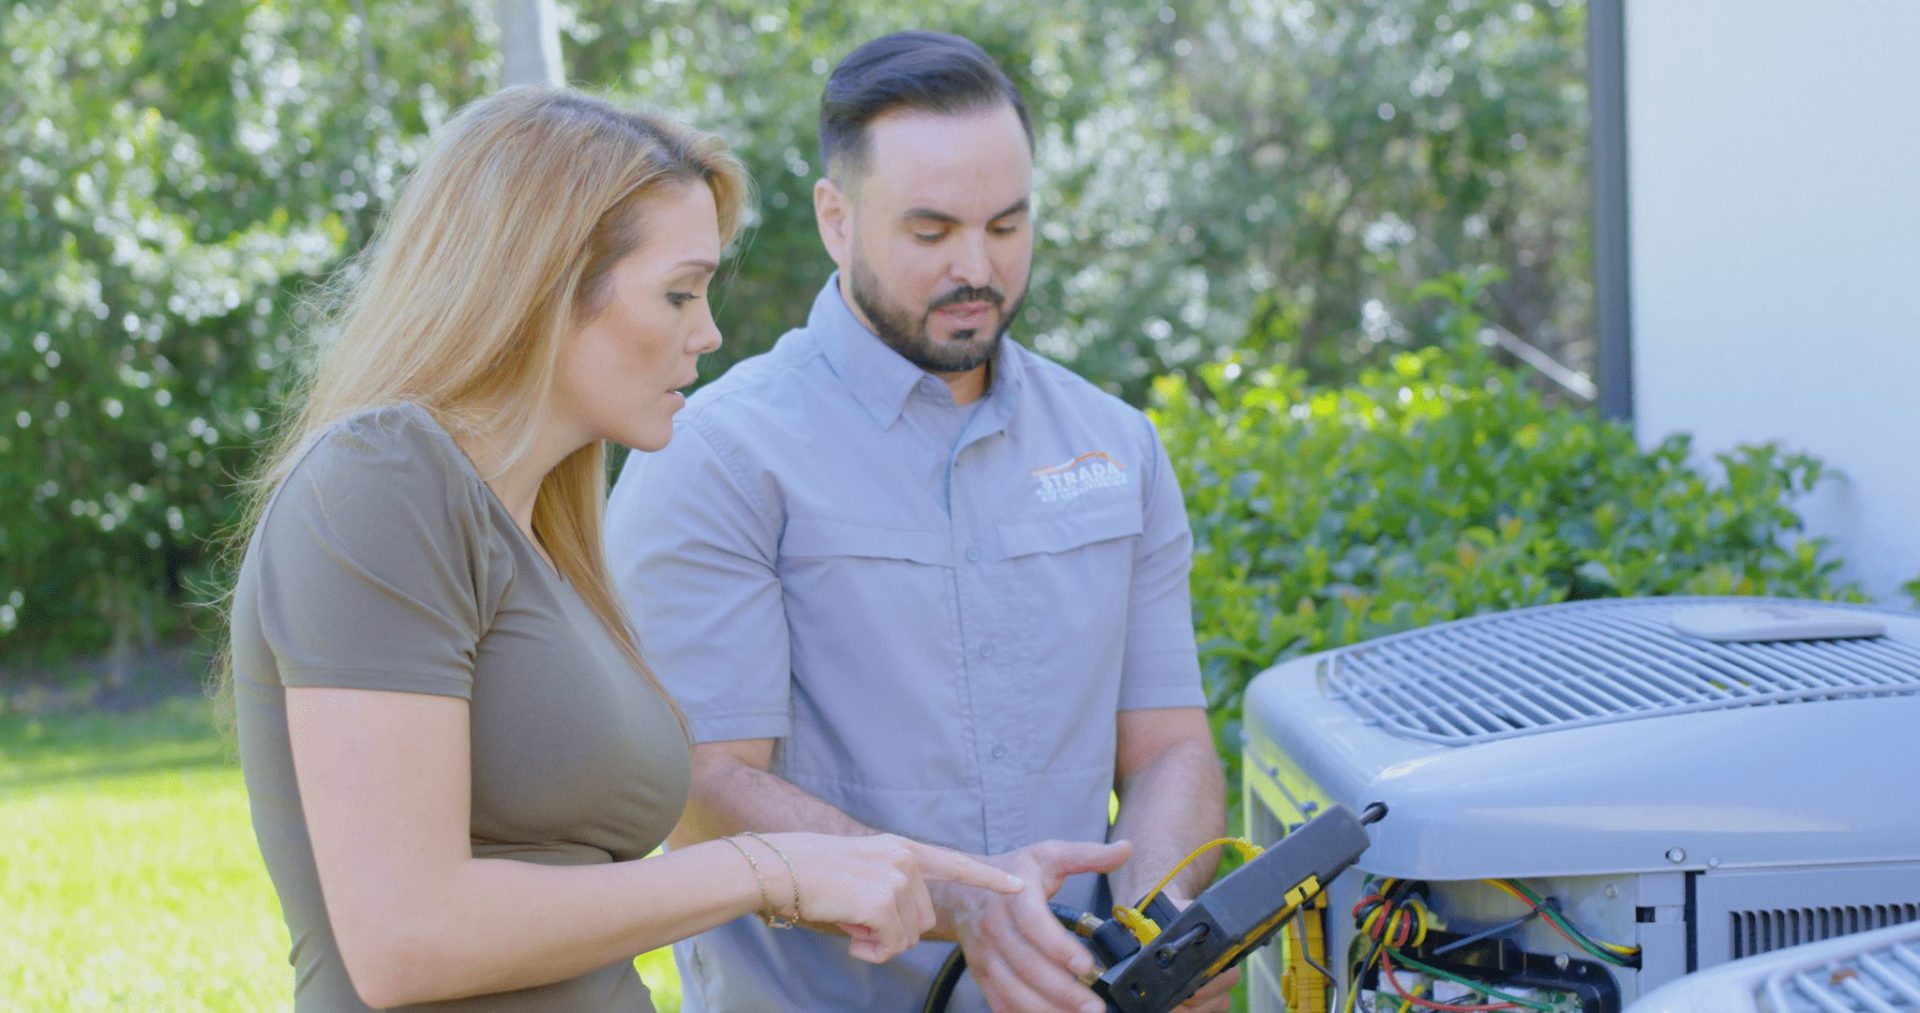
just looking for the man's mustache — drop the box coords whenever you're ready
[928,286,1004,311]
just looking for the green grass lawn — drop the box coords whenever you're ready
[0,695,681,1011]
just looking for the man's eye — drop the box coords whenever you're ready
[912,232,944,244]
[991,223,1020,236]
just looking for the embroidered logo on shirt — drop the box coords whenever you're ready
[1029,451,1129,504]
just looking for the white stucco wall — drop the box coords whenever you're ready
[1626,1,1920,602]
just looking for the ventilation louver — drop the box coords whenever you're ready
[1323,598,1920,745]
[1734,905,1920,961]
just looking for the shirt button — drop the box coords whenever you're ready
[979,642,994,659]
[965,545,980,563]
[991,744,1009,760]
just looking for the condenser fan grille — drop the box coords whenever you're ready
[1758,923,1920,1012]
[1323,597,1920,744]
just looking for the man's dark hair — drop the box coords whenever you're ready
[819,31,1033,185]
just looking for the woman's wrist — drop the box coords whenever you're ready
[741,831,804,925]
[719,834,795,928]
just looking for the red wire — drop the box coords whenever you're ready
[1538,911,1592,954]
[1498,880,1630,961]
[1378,950,1522,1013]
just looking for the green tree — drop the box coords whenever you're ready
[560,0,1592,399]
[0,0,493,672]
[4,0,1600,671]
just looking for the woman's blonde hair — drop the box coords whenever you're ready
[217,87,750,722]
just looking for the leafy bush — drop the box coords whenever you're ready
[1149,274,1863,817]
[5,0,1595,668]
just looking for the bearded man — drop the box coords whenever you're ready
[607,30,1231,1013]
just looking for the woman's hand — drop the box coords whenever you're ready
[749,833,1025,964]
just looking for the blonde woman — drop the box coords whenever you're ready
[222,88,1021,1011]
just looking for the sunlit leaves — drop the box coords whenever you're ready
[1151,274,1858,828]
[0,0,488,657]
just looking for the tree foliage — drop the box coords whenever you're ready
[1151,273,1860,823]
[562,0,1590,393]
[1,0,493,664]
[5,0,1600,667]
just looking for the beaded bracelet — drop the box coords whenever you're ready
[721,835,792,929]
[742,831,804,925]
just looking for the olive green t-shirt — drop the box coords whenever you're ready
[230,403,690,1011]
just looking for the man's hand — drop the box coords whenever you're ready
[934,839,1133,1013]
[1172,966,1239,1012]
[1157,889,1239,1013]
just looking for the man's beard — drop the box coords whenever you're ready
[847,249,1025,375]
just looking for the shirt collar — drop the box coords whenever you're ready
[810,274,1027,430]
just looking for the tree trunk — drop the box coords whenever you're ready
[495,0,565,89]
[105,587,134,690]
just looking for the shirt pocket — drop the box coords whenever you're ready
[996,499,1143,559]
[775,516,969,789]
[780,515,952,565]
[995,500,1143,683]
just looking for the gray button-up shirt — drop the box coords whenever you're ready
[606,277,1204,1011]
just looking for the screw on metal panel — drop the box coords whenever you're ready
[1604,885,1618,899]
[1554,954,1571,971]
[1302,801,1320,814]
[1707,857,1720,868]
[1665,848,1686,864]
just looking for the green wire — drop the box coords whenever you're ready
[1500,880,1636,968]
[1386,949,1555,1013]
[1542,907,1633,967]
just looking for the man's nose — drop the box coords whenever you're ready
[947,231,992,289]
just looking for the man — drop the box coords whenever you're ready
[607,31,1232,1012]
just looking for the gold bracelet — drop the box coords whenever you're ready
[742,831,804,925]
[720,836,791,929]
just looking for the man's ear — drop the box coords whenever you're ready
[814,177,853,272]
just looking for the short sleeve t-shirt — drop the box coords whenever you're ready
[230,403,689,1011]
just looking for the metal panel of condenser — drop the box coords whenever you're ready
[1239,596,1920,1013]
[1694,864,1920,968]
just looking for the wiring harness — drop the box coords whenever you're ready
[1344,877,1642,1013]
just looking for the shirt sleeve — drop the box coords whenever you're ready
[1117,414,1207,711]
[606,413,792,743]
[250,410,493,700]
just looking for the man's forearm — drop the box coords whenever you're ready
[676,754,880,843]
[1107,737,1228,908]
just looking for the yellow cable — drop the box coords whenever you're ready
[1483,878,1639,957]
[1115,837,1265,945]
[1485,879,1531,907]
[1113,904,1162,944]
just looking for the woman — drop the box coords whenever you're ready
[223,87,1021,1010]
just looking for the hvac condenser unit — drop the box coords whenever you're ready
[1241,596,1920,1013]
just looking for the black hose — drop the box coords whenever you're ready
[920,943,969,1013]
[920,904,1096,1013]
